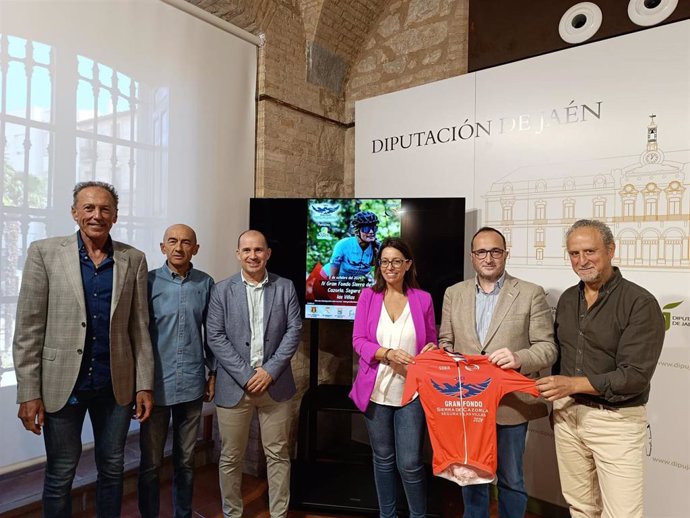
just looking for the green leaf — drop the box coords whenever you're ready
[662,301,683,310]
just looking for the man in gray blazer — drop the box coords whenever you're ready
[439,226,556,518]
[13,181,154,518]
[206,229,302,518]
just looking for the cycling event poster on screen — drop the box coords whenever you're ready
[305,198,402,320]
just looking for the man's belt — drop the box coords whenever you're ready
[571,396,619,412]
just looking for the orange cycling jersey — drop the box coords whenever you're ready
[402,348,539,486]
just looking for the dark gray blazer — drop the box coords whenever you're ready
[206,272,302,408]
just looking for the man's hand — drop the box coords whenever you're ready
[134,390,154,422]
[536,375,585,401]
[18,399,45,435]
[204,374,216,402]
[245,367,273,395]
[489,348,522,370]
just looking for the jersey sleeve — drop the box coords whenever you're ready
[496,367,540,399]
[402,361,422,405]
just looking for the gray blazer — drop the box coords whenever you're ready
[206,272,302,408]
[13,234,154,413]
[438,272,557,425]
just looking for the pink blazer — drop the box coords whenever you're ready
[349,287,437,412]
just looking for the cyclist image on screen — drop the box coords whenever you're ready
[324,211,380,279]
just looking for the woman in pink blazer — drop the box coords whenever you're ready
[349,237,437,518]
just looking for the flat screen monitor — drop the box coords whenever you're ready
[249,197,465,324]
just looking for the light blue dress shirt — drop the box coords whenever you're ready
[241,271,269,368]
[148,262,215,406]
[475,272,506,346]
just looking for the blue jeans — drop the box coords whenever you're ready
[42,387,132,518]
[364,398,427,518]
[462,422,529,518]
[138,398,203,518]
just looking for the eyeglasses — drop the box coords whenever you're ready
[471,248,506,259]
[359,225,378,234]
[378,258,409,269]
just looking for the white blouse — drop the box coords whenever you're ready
[370,302,417,406]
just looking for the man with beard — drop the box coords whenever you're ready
[537,219,664,518]
[438,226,556,518]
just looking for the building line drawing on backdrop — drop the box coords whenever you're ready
[484,116,689,270]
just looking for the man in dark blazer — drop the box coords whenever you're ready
[439,226,557,518]
[206,229,302,518]
[12,181,154,518]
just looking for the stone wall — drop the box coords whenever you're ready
[343,0,469,180]
[346,0,469,119]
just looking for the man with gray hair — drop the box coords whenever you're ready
[13,181,154,517]
[537,219,665,518]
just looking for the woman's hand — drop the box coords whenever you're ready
[420,342,438,354]
[387,348,415,366]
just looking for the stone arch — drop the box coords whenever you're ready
[190,0,279,36]
[311,0,386,60]
[307,0,388,94]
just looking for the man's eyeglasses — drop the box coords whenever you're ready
[471,248,506,259]
[378,258,409,269]
[359,225,378,234]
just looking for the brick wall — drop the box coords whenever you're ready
[256,99,347,198]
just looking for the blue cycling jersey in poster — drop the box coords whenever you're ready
[327,236,377,277]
